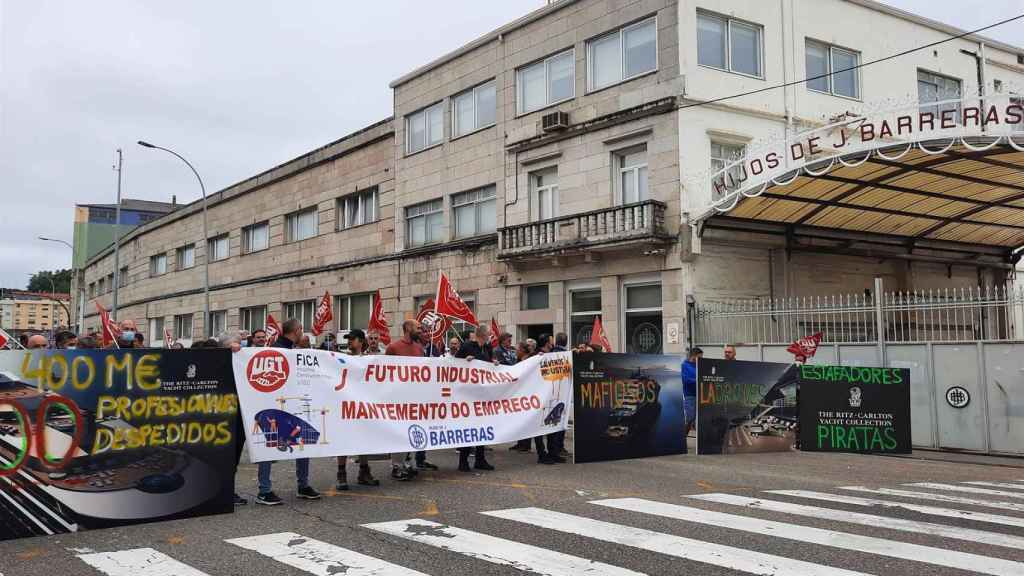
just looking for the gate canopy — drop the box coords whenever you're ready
[694,93,1024,251]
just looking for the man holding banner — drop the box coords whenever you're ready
[385,319,433,480]
[454,323,496,472]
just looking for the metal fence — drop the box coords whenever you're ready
[693,283,1024,345]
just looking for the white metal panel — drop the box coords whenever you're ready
[887,344,935,449]
[933,344,986,451]
[983,343,1024,454]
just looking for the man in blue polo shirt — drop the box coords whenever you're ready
[682,347,702,437]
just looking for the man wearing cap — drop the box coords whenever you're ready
[335,329,380,490]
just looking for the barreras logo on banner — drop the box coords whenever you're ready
[369,289,391,345]
[312,290,333,336]
[787,332,823,361]
[264,314,282,346]
[95,301,121,349]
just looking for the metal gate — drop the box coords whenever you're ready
[691,278,1024,456]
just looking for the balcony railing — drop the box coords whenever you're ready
[498,200,669,258]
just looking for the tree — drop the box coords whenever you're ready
[27,269,72,294]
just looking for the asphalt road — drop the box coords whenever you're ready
[3,446,1024,576]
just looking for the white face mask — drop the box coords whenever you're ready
[66,346,76,350]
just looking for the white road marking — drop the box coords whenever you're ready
[364,518,643,576]
[690,492,1024,549]
[226,532,427,576]
[840,485,1024,513]
[592,497,1024,576]
[964,481,1024,491]
[768,489,1024,529]
[76,548,211,576]
[483,507,874,576]
[908,482,1024,500]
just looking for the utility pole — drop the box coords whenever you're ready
[112,149,123,317]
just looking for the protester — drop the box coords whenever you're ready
[724,344,737,361]
[170,341,185,350]
[117,319,139,348]
[526,338,537,356]
[385,319,435,479]
[255,318,321,505]
[77,335,98,349]
[444,336,460,358]
[250,329,268,347]
[335,329,380,490]
[682,347,703,437]
[25,334,48,349]
[319,333,336,352]
[531,333,563,464]
[298,333,313,349]
[191,339,210,348]
[553,333,568,352]
[54,330,78,349]
[218,332,242,353]
[494,333,516,366]
[548,333,569,458]
[453,324,496,472]
[134,332,146,348]
[366,329,385,354]
[590,343,604,353]
[18,333,29,349]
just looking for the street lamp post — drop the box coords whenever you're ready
[37,237,76,329]
[137,141,210,338]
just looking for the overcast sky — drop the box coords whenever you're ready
[1,1,1021,290]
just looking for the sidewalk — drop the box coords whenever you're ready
[883,448,1024,468]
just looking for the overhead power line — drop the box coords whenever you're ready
[679,13,1024,110]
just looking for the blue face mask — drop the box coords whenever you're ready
[120,330,136,342]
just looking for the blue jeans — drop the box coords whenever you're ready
[257,458,309,494]
[684,395,697,429]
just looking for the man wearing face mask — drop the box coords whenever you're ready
[55,331,78,350]
[117,320,139,349]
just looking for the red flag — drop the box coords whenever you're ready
[95,301,121,348]
[264,314,282,346]
[368,289,391,345]
[0,327,14,349]
[590,316,612,352]
[435,272,478,326]
[312,291,333,336]
[163,327,174,348]
[417,298,451,350]
[787,332,823,361]
[489,318,500,349]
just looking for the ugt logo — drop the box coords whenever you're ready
[247,349,290,393]
[408,424,428,450]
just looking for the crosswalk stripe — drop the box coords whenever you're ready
[592,497,1024,576]
[840,485,1024,513]
[226,532,428,576]
[689,492,1024,550]
[76,548,211,576]
[908,482,1024,500]
[363,518,644,576]
[482,507,874,576]
[767,489,1024,529]
[965,481,1024,491]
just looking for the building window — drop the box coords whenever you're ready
[615,146,648,205]
[105,274,114,293]
[588,17,657,92]
[517,49,575,115]
[406,199,443,247]
[569,289,601,348]
[697,12,763,78]
[285,207,319,243]
[710,142,747,200]
[174,313,193,340]
[337,187,379,230]
[529,167,559,221]
[149,317,164,347]
[242,222,269,254]
[208,234,229,262]
[918,69,961,122]
[805,40,860,99]
[176,244,195,270]
[406,102,444,154]
[97,278,106,295]
[88,283,95,298]
[284,300,316,330]
[624,283,662,354]
[521,284,549,310]
[239,305,268,334]
[334,293,372,332]
[150,253,167,276]
[452,185,496,239]
[453,80,497,137]
[208,310,227,336]
[119,266,128,288]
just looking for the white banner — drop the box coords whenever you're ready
[232,348,572,462]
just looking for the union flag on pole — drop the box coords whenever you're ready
[163,327,174,348]
[787,332,823,361]
[312,291,333,336]
[264,314,282,346]
[489,318,500,348]
[434,272,478,326]
[417,298,452,351]
[368,289,391,345]
[590,316,612,352]
[95,301,121,348]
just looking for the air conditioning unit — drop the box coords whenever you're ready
[541,111,570,132]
